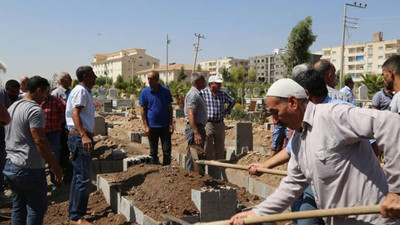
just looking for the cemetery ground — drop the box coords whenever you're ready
[0,108,291,225]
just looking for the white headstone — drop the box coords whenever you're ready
[358,85,368,100]
[245,89,251,98]
[98,87,107,100]
[253,88,260,97]
[108,87,119,100]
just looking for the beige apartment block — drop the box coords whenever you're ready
[197,57,249,77]
[136,63,210,84]
[249,49,321,83]
[321,32,400,82]
[92,48,160,82]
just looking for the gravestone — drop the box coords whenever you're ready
[97,87,107,100]
[108,87,119,100]
[358,85,368,100]
[245,89,251,98]
[235,122,253,152]
[253,88,260,97]
[94,116,107,135]
[103,101,112,112]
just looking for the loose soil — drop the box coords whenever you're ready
[0,108,290,225]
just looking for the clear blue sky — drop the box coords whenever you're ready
[1,0,399,83]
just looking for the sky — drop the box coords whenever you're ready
[1,0,400,84]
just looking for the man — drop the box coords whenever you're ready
[3,76,62,225]
[51,72,73,183]
[314,59,350,102]
[340,77,356,105]
[41,91,66,196]
[139,71,174,165]
[231,78,400,225]
[184,72,207,170]
[382,55,400,114]
[5,80,21,104]
[0,80,20,204]
[200,75,235,160]
[371,86,393,110]
[52,72,72,102]
[66,66,96,225]
[18,76,29,98]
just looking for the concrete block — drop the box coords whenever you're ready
[141,135,149,145]
[219,186,237,219]
[180,215,200,223]
[205,165,226,180]
[235,123,253,151]
[144,214,162,225]
[133,205,145,225]
[94,116,107,136]
[191,189,220,222]
[225,169,249,190]
[129,132,142,143]
[264,122,274,131]
[248,178,269,199]
[97,175,111,204]
[225,146,236,160]
[103,101,112,112]
[119,196,136,222]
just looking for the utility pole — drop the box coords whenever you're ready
[166,34,170,83]
[192,33,205,75]
[340,2,367,88]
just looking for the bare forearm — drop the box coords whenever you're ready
[187,108,198,133]
[72,108,87,135]
[264,150,291,169]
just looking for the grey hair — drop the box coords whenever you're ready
[191,72,205,84]
[58,72,71,83]
[291,63,310,79]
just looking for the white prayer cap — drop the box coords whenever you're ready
[266,78,307,98]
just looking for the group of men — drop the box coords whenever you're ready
[139,70,236,167]
[0,66,97,225]
[230,56,400,225]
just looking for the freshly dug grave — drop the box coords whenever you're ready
[102,164,263,222]
[234,151,287,188]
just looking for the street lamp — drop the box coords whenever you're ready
[340,2,367,88]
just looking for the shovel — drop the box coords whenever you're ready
[200,205,382,225]
[196,160,287,176]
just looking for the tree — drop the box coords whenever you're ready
[361,74,383,99]
[218,66,231,82]
[196,64,202,72]
[178,66,187,82]
[167,81,190,109]
[248,69,257,82]
[231,66,247,105]
[96,75,113,86]
[282,16,317,77]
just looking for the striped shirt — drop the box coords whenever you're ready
[200,88,236,121]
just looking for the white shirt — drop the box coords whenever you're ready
[254,102,400,224]
[65,84,95,133]
[389,92,400,114]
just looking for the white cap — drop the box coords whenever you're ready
[208,75,223,83]
[266,78,307,98]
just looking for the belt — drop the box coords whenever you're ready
[207,119,223,123]
[68,130,94,137]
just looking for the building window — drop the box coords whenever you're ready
[332,59,336,62]
[367,47,373,54]
[146,62,150,66]
[367,65,372,71]
[356,56,364,61]
[367,56,372,63]
[378,46,384,51]
[378,56,383,60]
[332,51,336,54]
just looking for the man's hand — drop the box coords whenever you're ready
[144,126,150,136]
[248,163,265,175]
[230,210,256,225]
[194,131,203,145]
[81,134,93,152]
[51,164,63,183]
[381,192,400,219]
[169,124,174,135]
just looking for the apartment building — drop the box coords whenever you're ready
[136,63,210,84]
[197,57,249,77]
[92,48,160,82]
[321,32,400,82]
[249,49,321,83]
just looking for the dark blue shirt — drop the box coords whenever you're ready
[139,85,173,128]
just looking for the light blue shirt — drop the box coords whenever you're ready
[340,86,356,105]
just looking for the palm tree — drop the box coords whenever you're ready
[167,81,190,109]
[360,74,383,99]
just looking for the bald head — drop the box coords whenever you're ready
[58,72,72,89]
[314,60,336,88]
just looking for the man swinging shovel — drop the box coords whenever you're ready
[229,79,400,224]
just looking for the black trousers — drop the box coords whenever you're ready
[148,127,171,165]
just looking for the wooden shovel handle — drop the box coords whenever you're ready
[200,205,382,225]
[196,160,288,176]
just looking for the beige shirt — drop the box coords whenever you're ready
[254,102,400,225]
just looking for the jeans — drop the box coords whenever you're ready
[148,127,171,165]
[3,161,47,225]
[291,186,325,225]
[68,134,92,221]
[272,124,286,151]
[184,123,206,170]
[46,131,61,187]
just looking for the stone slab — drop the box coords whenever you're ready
[235,123,253,151]
[94,116,107,136]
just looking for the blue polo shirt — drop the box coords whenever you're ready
[139,85,173,128]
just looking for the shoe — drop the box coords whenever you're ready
[69,218,92,225]
[50,186,61,197]
[0,192,12,206]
